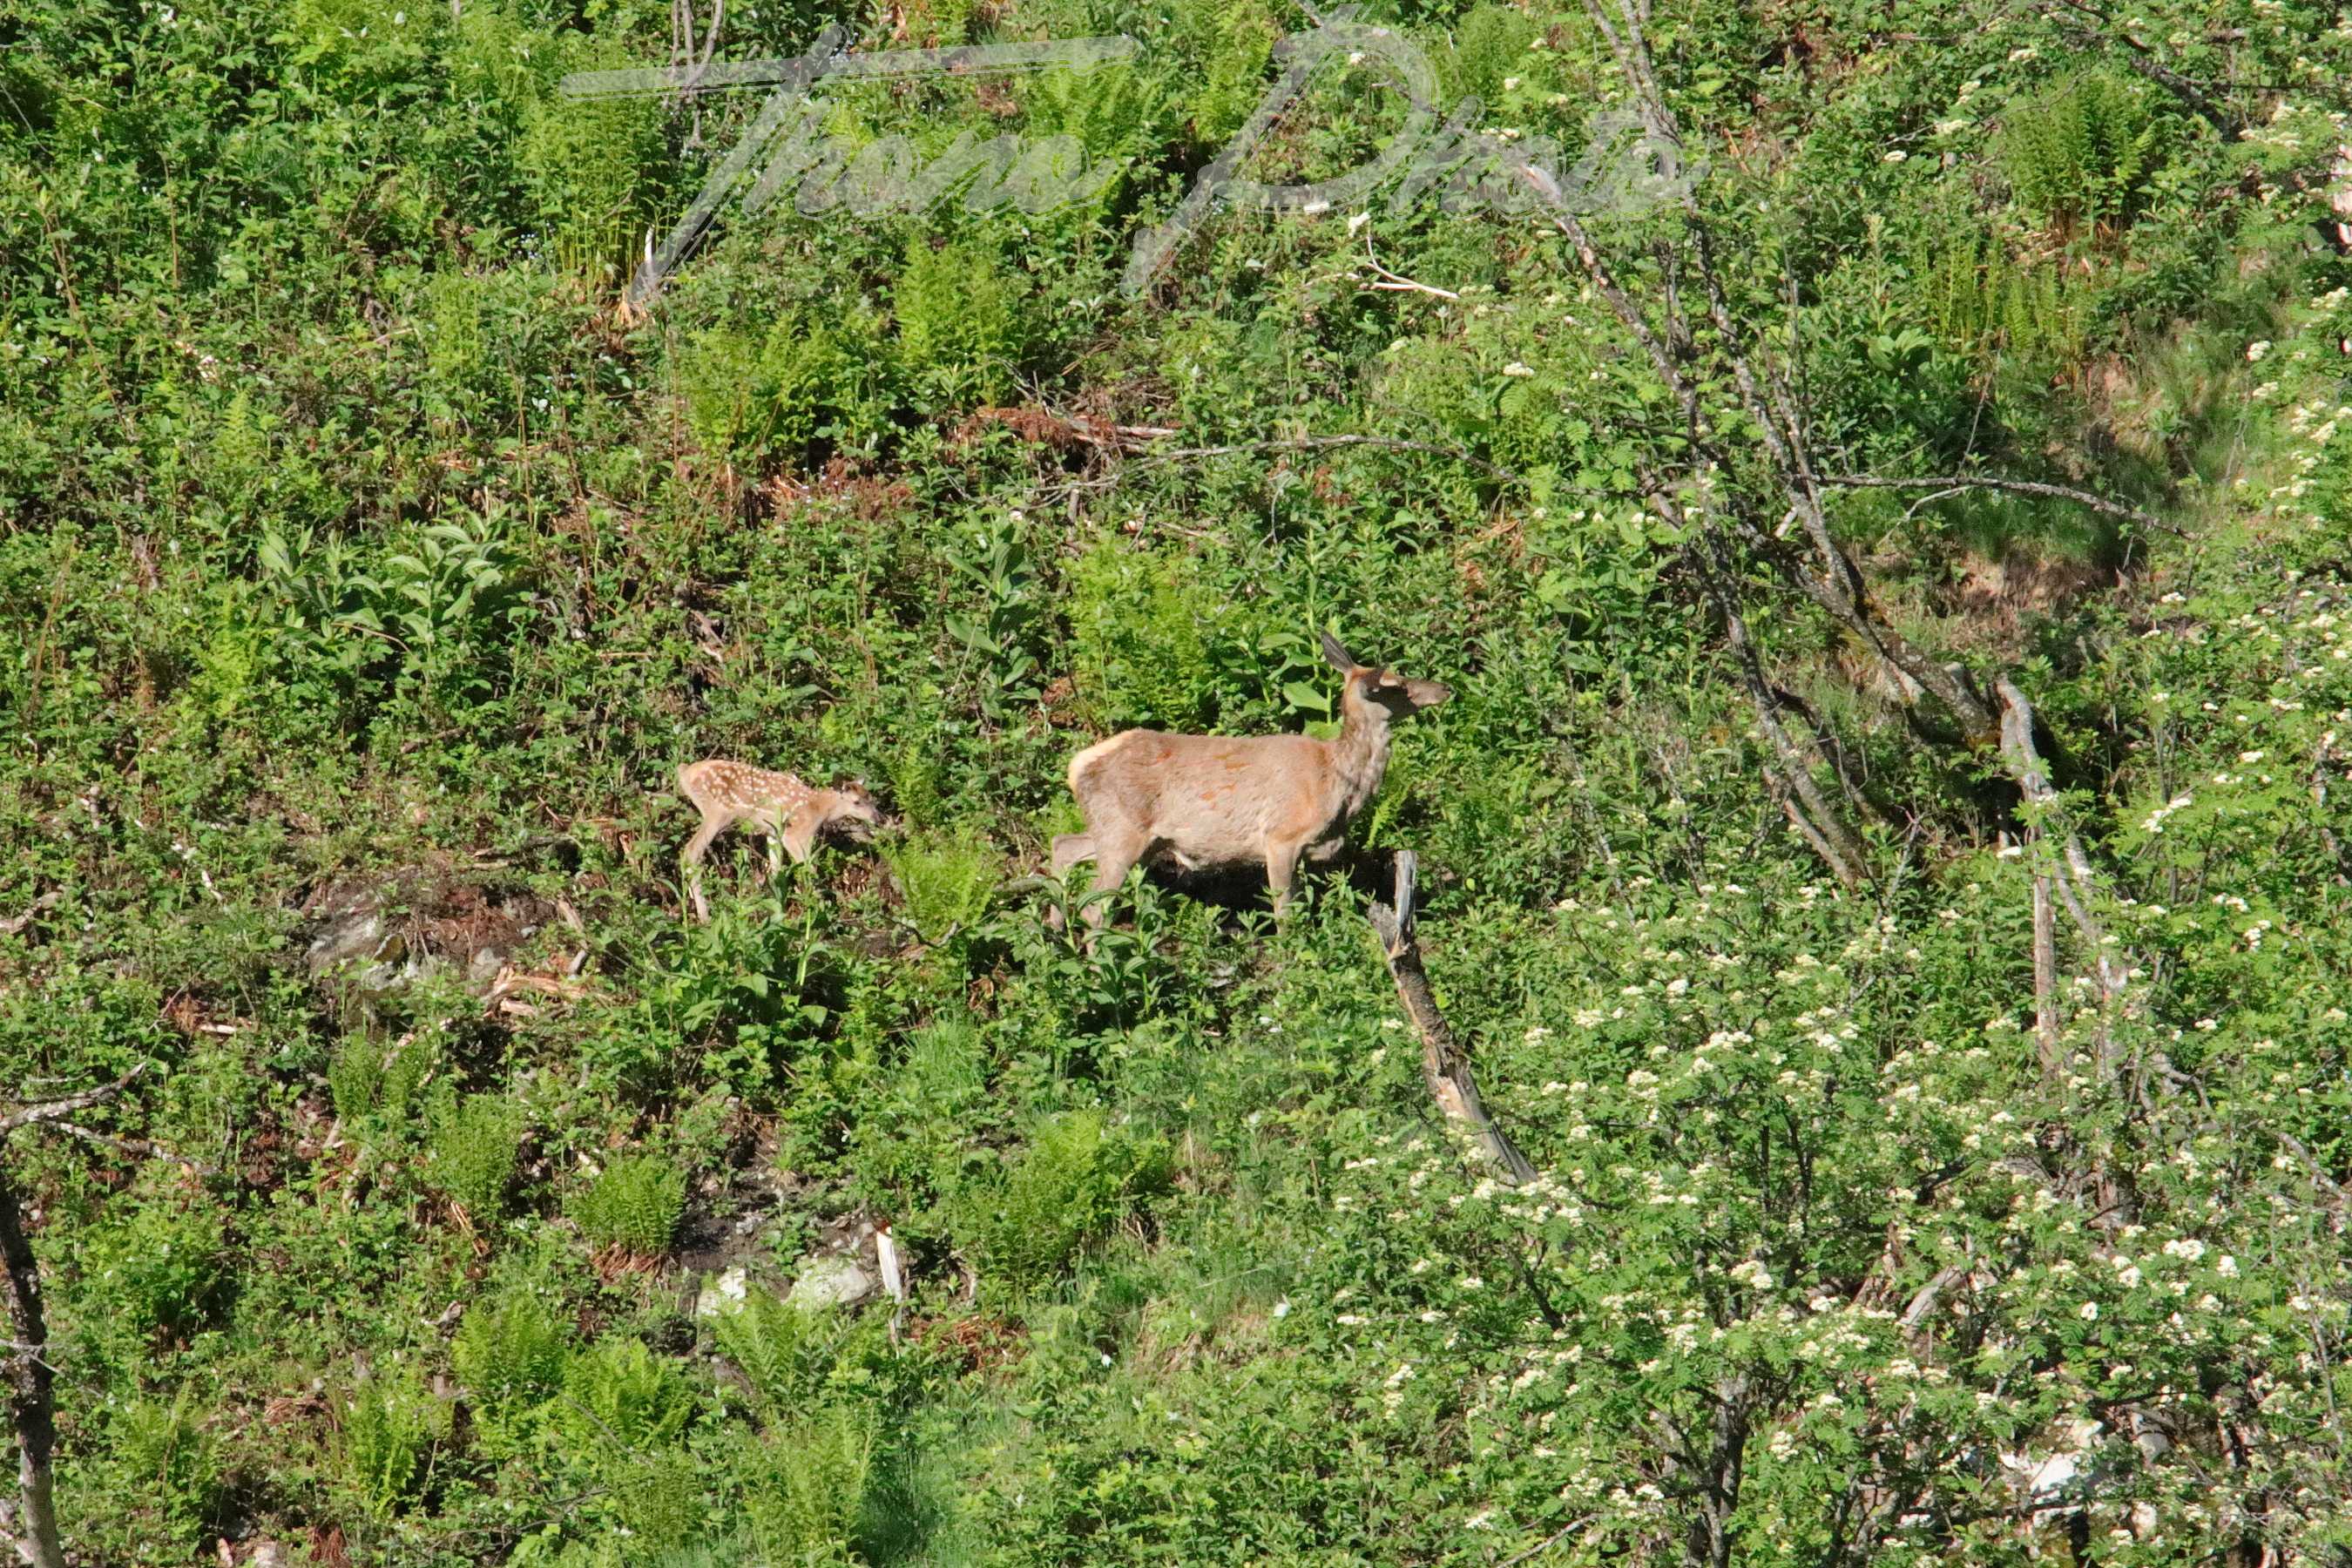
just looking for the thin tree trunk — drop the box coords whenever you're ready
[1995,679,2143,1230]
[1364,853,1538,1185]
[0,1064,144,1568]
[1714,576,1870,886]
[2032,862,2061,1087]
[0,1158,63,1568]
[1996,679,2130,1007]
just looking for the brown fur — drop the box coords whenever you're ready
[1050,633,1450,937]
[675,759,883,920]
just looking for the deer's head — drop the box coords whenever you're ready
[832,782,888,841]
[1322,631,1452,719]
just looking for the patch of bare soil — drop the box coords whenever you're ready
[298,862,557,997]
[1949,551,2119,643]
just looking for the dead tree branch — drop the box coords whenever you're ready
[1355,232,1461,300]
[1364,852,1538,1184]
[1996,679,2129,1003]
[1126,432,1523,486]
[0,1064,148,1136]
[1708,552,1871,885]
[1,1064,152,1568]
[1818,473,2177,536]
[2031,864,2062,1087]
[44,1124,214,1179]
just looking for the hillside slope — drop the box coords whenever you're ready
[6,0,2352,1563]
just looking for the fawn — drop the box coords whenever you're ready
[1049,632,1450,937]
[675,760,885,920]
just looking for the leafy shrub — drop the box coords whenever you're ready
[1066,537,1230,729]
[1919,222,2095,376]
[414,271,578,434]
[284,0,439,91]
[741,1405,876,1567]
[943,516,1045,719]
[570,1154,688,1256]
[328,1031,432,1126]
[893,239,1026,408]
[2001,71,2166,237]
[609,1452,704,1551]
[1448,3,1540,101]
[112,1389,220,1539]
[639,907,839,1056]
[709,1288,838,1416]
[956,1111,1173,1292]
[327,1033,382,1125]
[556,1337,695,1450]
[453,1290,570,1415]
[1017,62,1164,179]
[76,1199,226,1342]
[849,1014,993,1196]
[886,737,947,829]
[883,827,998,943]
[257,510,531,712]
[682,311,890,462]
[427,1092,526,1221]
[1167,0,1278,152]
[515,36,666,284]
[338,1369,448,1518]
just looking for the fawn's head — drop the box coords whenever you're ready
[831,782,887,841]
[1322,632,1452,719]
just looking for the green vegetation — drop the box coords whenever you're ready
[2001,70,2168,240]
[570,1154,690,1255]
[426,1092,528,1223]
[953,1110,1173,1295]
[5,0,2352,1563]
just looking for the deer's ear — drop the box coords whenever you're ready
[1321,630,1359,672]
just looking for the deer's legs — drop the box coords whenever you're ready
[1051,833,1096,875]
[1080,827,1151,944]
[681,816,727,921]
[1265,835,1306,917]
[1046,833,1097,931]
[780,804,822,868]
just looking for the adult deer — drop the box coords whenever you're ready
[676,760,885,921]
[1050,632,1450,936]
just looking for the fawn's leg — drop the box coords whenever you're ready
[681,815,726,921]
[781,804,823,867]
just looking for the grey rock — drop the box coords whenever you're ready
[305,909,389,976]
[694,1266,753,1319]
[787,1255,877,1311]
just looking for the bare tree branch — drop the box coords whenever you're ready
[2032,864,2062,1086]
[1,1061,152,1568]
[0,1064,148,1136]
[1364,852,1538,1184]
[44,1125,214,1179]
[1126,432,1524,486]
[1819,473,2179,536]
